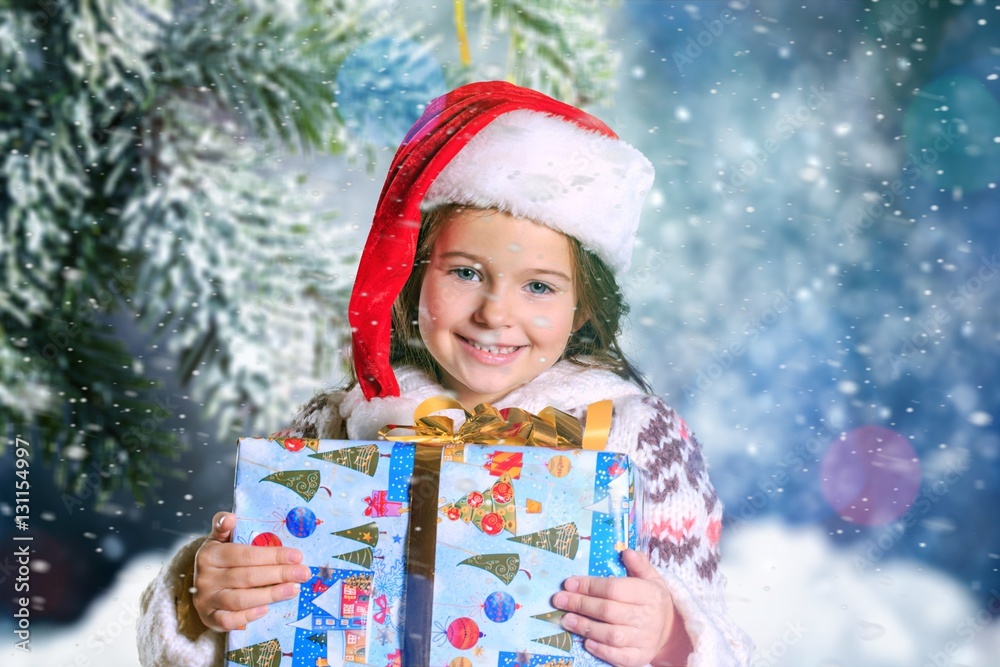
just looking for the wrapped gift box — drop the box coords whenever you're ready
[228,436,647,667]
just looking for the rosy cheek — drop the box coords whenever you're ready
[420,280,458,321]
[530,315,555,331]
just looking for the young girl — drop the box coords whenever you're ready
[138,81,754,667]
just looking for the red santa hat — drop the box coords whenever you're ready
[348,81,655,399]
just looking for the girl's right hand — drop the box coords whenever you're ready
[192,512,313,632]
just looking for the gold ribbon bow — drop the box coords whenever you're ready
[378,395,613,451]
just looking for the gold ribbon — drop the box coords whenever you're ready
[378,395,613,451]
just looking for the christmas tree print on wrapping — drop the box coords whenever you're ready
[309,443,379,476]
[457,553,521,585]
[226,638,282,667]
[331,521,380,547]
[531,610,567,625]
[259,469,320,502]
[333,547,374,569]
[441,472,516,535]
[533,631,574,653]
[508,523,580,559]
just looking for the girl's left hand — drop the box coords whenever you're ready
[551,549,691,667]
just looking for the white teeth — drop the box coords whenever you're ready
[467,339,519,354]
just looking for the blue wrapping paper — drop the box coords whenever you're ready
[228,437,647,667]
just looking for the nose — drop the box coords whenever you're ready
[474,288,513,329]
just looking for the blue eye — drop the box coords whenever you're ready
[451,267,480,282]
[527,281,553,295]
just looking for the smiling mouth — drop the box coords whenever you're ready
[458,335,525,355]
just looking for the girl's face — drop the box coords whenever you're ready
[418,208,582,409]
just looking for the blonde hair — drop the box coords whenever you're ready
[359,204,651,393]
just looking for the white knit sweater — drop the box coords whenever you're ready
[137,360,754,666]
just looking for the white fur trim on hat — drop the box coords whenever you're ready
[421,109,655,273]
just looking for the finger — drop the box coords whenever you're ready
[562,574,648,606]
[552,588,629,625]
[561,612,637,649]
[206,604,270,633]
[580,636,646,667]
[209,512,235,542]
[622,549,660,581]
[217,563,313,590]
[201,543,303,569]
[210,581,302,616]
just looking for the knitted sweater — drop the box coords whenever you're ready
[137,360,754,666]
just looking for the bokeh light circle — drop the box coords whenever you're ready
[335,35,447,147]
[820,426,922,526]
